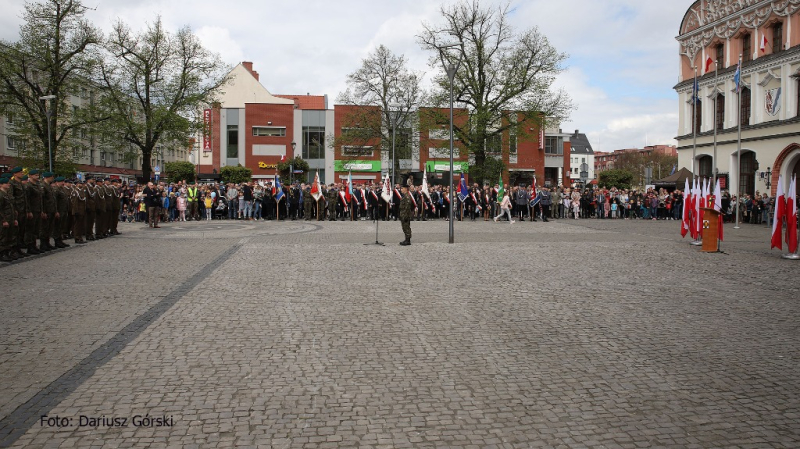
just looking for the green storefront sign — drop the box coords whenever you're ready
[425,161,468,173]
[334,160,382,172]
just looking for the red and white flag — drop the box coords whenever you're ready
[311,171,322,201]
[380,174,392,203]
[280,154,286,162]
[713,178,724,242]
[771,175,786,250]
[786,175,797,253]
[682,177,691,238]
[760,34,768,53]
[705,56,714,73]
[694,178,703,239]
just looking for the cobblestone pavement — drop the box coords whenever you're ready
[1,218,798,448]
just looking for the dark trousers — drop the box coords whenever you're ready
[73,213,85,240]
[25,213,41,246]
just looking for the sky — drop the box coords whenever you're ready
[0,0,691,153]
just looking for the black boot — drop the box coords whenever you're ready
[27,245,42,255]
[1,251,13,263]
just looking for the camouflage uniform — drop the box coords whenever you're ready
[399,188,413,245]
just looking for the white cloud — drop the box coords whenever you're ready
[0,0,689,153]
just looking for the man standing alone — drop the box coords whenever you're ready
[144,182,161,228]
[399,182,413,246]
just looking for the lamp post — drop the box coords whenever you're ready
[765,166,772,191]
[387,104,402,188]
[39,95,56,172]
[438,43,462,244]
[290,141,296,184]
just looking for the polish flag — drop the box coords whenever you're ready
[310,171,322,201]
[771,175,785,250]
[681,177,691,238]
[760,34,768,53]
[713,178,724,242]
[705,56,714,73]
[280,154,286,162]
[786,175,797,253]
[695,178,703,239]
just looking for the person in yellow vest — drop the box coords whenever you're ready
[187,182,199,221]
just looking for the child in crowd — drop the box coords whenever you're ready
[204,195,213,220]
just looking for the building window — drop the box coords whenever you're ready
[773,22,783,53]
[252,126,286,137]
[742,33,751,62]
[740,87,751,126]
[428,128,449,140]
[545,136,561,155]
[6,114,13,124]
[6,136,15,150]
[302,126,325,159]
[509,134,517,154]
[582,158,586,163]
[80,128,87,139]
[429,147,459,159]
[227,125,238,158]
[715,44,724,66]
[485,134,501,154]
[715,94,725,130]
[342,146,373,157]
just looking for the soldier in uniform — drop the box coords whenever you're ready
[84,177,97,240]
[102,178,114,236]
[8,167,28,258]
[24,169,44,254]
[399,181,413,246]
[0,176,17,262]
[110,178,122,235]
[326,184,337,221]
[71,178,88,244]
[94,177,107,239]
[40,172,57,250]
[52,176,70,248]
[61,178,74,241]
[303,185,314,220]
[317,185,327,221]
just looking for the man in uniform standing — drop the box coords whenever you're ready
[399,181,413,246]
[187,181,199,220]
[326,183,337,221]
[52,176,70,248]
[0,177,17,262]
[94,177,107,239]
[303,185,314,220]
[8,167,28,258]
[110,178,122,235]
[24,169,44,254]
[85,177,97,240]
[71,178,87,244]
[40,172,57,250]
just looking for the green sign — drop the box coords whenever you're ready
[426,161,468,173]
[334,160,382,172]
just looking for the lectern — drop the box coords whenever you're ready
[701,208,720,253]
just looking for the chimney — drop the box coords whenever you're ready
[242,61,258,81]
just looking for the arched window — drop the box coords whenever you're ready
[699,155,713,179]
[715,94,725,130]
[739,151,756,197]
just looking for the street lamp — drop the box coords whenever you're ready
[387,103,402,188]
[765,166,772,191]
[290,141,296,184]
[39,95,56,172]
[437,43,462,244]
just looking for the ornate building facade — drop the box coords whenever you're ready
[676,0,800,196]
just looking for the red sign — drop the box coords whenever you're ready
[719,176,727,189]
[539,123,544,151]
[203,109,212,153]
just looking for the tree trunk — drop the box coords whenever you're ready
[141,147,153,182]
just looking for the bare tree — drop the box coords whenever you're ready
[418,0,573,183]
[0,0,103,173]
[336,45,424,181]
[98,17,228,181]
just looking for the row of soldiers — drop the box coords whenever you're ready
[0,167,122,262]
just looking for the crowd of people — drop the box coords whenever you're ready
[115,179,785,226]
[4,169,788,262]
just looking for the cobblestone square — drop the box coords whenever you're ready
[1,219,798,448]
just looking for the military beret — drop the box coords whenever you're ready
[0,178,8,185]
[111,178,120,183]
[43,171,54,178]
[103,177,110,181]
[28,169,41,175]
[55,176,64,182]
[21,175,28,181]
[65,179,73,184]
[10,167,22,173]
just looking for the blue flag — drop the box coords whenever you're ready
[692,77,700,104]
[733,62,741,93]
[458,176,469,202]
[274,176,284,202]
[670,164,677,175]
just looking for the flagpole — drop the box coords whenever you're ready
[713,60,718,184]
[735,55,743,230]
[692,67,698,179]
